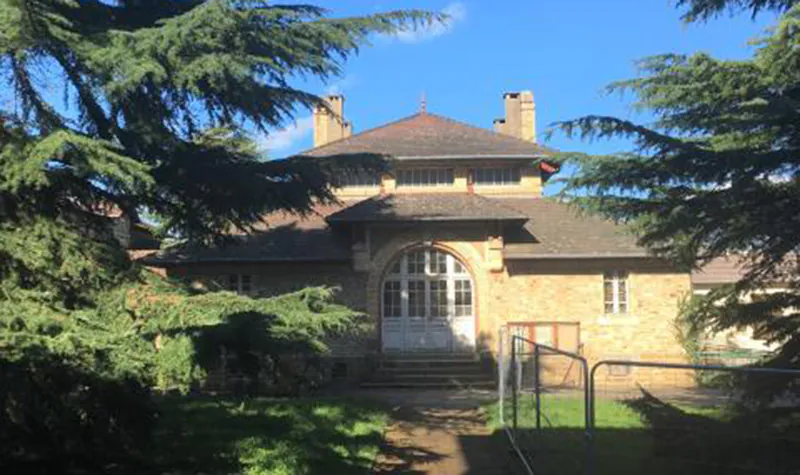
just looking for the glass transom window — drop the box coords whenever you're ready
[473,167,521,186]
[396,168,454,187]
[382,248,472,320]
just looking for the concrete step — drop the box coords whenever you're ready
[379,359,484,369]
[371,373,492,383]
[377,365,487,375]
[360,379,496,389]
[381,352,479,362]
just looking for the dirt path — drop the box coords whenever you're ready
[366,389,525,474]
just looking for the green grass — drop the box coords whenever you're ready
[154,396,390,475]
[484,394,800,475]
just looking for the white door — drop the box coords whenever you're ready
[381,248,475,352]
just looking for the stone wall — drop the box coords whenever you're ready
[164,231,694,385]
[491,258,692,364]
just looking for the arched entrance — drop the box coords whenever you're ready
[381,247,475,352]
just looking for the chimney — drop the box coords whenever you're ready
[497,91,536,143]
[313,95,352,147]
[492,118,506,134]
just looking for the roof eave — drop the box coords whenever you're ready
[391,154,548,160]
[142,256,352,267]
[326,216,528,225]
[504,251,651,260]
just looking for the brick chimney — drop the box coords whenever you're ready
[313,95,352,147]
[494,91,536,143]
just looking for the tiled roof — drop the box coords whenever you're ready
[499,199,647,258]
[300,112,556,160]
[144,225,351,265]
[691,256,747,285]
[144,203,351,265]
[145,196,655,266]
[326,193,528,224]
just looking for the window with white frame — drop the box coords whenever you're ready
[382,280,402,317]
[396,168,454,187]
[227,274,253,295]
[604,270,629,314]
[472,167,521,186]
[381,248,472,321]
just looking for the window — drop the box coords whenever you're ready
[396,168,454,187]
[383,281,402,318]
[407,280,426,318]
[429,280,448,318]
[339,171,380,187]
[604,270,629,314]
[608,364,633,377]
[227,274,253,295]
[454,279,472,317]
[381,248,473,321]
[606,355,637,377]
[473,167,521,186]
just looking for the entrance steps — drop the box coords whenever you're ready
[362,353,496,389]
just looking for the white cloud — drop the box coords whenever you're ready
[258,76,356,155]
[260,115,314,153]
[393,2,466,43]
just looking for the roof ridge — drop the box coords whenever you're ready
[294,112,424,157]
[294,110,557,158]
[423,112,552,149]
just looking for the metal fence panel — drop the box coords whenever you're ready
[589,360,800,475]
[499,330,590,475]
[499,326,800,475]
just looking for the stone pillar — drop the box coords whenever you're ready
[486,235,504,272]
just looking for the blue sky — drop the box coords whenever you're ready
[265,1,777,194]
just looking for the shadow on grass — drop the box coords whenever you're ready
[153,395,393,475]
[484,392,800,475]
[622,387,800,475]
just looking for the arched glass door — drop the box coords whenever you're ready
[381,248,475,352]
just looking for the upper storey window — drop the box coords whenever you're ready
[472,167,521,186]
[396,168,454,187]
[340,171,380,187]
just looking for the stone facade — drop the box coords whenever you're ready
[153,89,697,386]
[164,225,693,384]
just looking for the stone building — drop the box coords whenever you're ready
[146,91,693,382]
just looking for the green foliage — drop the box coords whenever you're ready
[0,0,439,243]
[0,345,157,474]
[0,1,435,470]
[676,0,798,22]
[154,396,390,474]
[556,5,800,399]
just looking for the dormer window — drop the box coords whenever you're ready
[396,168,454,187]
[472,167,521,186]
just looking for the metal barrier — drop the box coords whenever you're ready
[588,360,800,475]
[498,330,590,475]
[498,328,800,475]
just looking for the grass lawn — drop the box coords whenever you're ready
[484,394,800,475]
[154,395,390,475]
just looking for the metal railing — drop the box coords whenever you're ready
[498,326,800,475]
[498,330,590,474]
